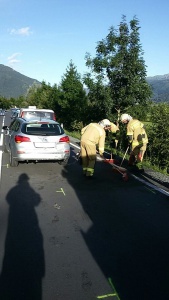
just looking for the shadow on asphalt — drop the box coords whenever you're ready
[0,173,45,300]
[62,151,169,300]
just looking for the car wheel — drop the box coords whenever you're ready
[10,151,19,167]
[4,145,8,153]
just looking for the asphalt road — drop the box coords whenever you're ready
[0,113,169,300]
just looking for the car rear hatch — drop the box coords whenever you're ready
[15,121,70,158]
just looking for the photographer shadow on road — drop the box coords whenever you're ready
[0,173,45,300]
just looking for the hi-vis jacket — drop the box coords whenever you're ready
[110,122,119,142]
[110,122,119,133]
[81,123,106,155]
[127,119,148,147]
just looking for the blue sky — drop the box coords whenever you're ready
[0,0,169,85]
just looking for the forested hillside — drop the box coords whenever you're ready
[147,74,169,102]
[0,64,169,102]
[0,64,41,98]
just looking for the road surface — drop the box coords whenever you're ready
[0,113,169,300]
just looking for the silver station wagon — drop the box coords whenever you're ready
[3,118,70,167]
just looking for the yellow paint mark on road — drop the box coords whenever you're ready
[108,278,120,300]
[2,164,9,168]
[56,188,65,196]
[144,186,156,194]
[97,293,117,298]
[97,278,120,299]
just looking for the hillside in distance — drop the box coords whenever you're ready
[147,74,169,102]
[0,64,169,102]
[0,64,41,98]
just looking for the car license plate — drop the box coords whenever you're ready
[34,142,55,148]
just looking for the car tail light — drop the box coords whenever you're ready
[15,135,31,143]
[53,113,56,121]
[59,136,70,143]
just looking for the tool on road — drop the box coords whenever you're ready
[108,160,129,181]
[104,149,119,165]
[101,155,128,181]
[120,145,129,167]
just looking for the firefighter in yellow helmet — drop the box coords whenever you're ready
[80,119,111,177]
[120,114,148,171]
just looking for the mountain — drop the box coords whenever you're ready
[147,74,169,102]
[0,64,169,102]
[0,64,41,99]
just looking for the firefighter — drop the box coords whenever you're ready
[80,119,111,177]
[120,114,148,171]
[109,121,120,157]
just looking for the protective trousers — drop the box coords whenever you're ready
[80,141,96,176]
[129,146,146,169]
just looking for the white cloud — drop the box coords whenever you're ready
[10,27,32,36]
[7,53,22,66]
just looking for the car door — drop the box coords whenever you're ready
[5,120,20,152]
[8,120,21,155]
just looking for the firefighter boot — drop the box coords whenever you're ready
[86,168,94,178]
[128,154,137,171]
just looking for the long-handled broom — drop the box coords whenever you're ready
[120,145,129,167]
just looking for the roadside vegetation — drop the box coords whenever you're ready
[0,16,168,174]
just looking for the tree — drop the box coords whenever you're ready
[58,61,87,129]
[83,73,113,123]
[84,15,152,117]
[147,103,169,170]
[48,84,62,122]
[26,81,53,108]
[0,96,10,109]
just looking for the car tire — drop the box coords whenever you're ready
[4,145,8,153]
[10,151,19,167]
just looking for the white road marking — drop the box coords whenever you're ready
[0,132,3,146]
[0,151,2,181]
[0,117,5,181]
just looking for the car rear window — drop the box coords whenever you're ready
[21,111,54,120]
[21,123,64,136]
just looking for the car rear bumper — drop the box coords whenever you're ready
[13,152,70,161]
